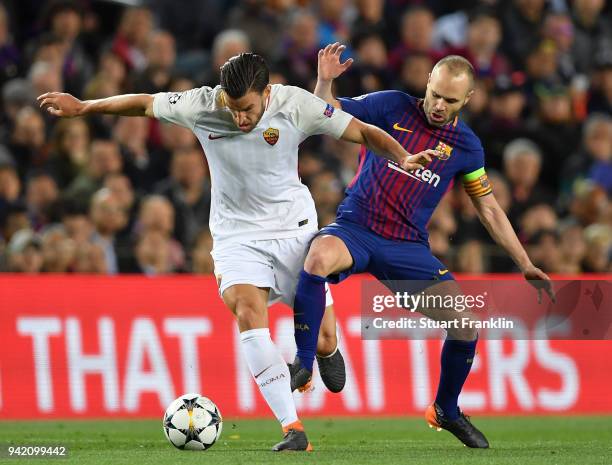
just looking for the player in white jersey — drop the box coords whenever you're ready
[38,53,436,451]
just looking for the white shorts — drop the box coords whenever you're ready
[211,233,333,307]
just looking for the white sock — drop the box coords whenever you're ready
[240,328,298,427]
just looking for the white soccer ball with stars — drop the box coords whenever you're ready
[163,393,223,450]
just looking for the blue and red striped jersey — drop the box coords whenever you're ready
[337,90,489,244]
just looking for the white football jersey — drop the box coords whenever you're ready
[153,84,353,243]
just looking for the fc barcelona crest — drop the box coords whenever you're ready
[435,141,453,160]
[263,127,279,146]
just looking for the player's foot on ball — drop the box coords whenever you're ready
[271,422,313,452]
[316,347,346,393]
[288,356,313,392]
[425,403,489,448]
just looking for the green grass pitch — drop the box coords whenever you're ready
[1,417,611,465]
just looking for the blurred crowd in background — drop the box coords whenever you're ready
[0,0,610,275]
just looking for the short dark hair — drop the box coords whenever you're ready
[219,53,269,99]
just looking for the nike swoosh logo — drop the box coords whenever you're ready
[438,269,449,275]
[208,134,226,140]
[254,364,274,378]
[393,123,413,133]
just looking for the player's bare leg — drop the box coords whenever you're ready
[317,304,338,356]
[291,235,352,392]
[223,284,312,451]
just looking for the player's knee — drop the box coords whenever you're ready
[304,247,336,277]
[234,296,266,329]
[317,331,337,356]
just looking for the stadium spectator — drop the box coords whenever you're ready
[443,6,509,82]
[570,181,609,227]
[558,222,587,273]
[46,117,90,189]
[71,241,106,273]
[317,0,353,48]
[0,3,21,85]
[561,113,612,203]
[64,139,122,204]
[520,203,559,240]
[279,10,321,88]
[39,0,93,96]
[587,56,612,115]
[500,0,549,69]
[0,200,30,246]
[5,228,43,273]
[40,224,75,272]
[103,173,137,237]
[582,224,612,272]
[150,0,221,56]
[89,188,129,274]
[135,195,185,271]
[0,162,20,204]
[475,73,529,169]
[388,5,438,73]
[8,106,47,180]
[25,172,59,230]
[28,59,63,96]
[155,147,211,249]
[2,79,35,126]
[60,200,92,245]
[503,138,555,225]
[396,52,433,98]
[542,12,577,81]
[351,0,387,40]
[571,0,612,74]
[131,30,176,94]
[112,116,166,191]
[528,82,581,187]
[527,229,562,273]
[111,6,153,71]
[200,29,251,87]
[226,0,286,60]
[135,229,174,275]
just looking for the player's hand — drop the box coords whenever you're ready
[400,149,439,171]
[523,265,556,304]
[318,42,353,82]
[37,92,85,117]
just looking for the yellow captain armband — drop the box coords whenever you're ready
[462,167,493,197]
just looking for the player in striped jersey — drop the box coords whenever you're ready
[289,44,555,448]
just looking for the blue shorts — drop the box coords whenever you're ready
[318,220,454,291]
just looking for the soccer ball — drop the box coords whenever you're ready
[163,393,223,450]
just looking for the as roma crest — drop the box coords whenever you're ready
[263,127,279,146]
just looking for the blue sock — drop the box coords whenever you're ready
[293,270,326,372]
[434,338,477,421]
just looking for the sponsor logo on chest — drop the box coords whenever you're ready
[387,162,441,187]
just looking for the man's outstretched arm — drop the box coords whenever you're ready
[470,192,555,302]
[37,92,155,118]
[340,117,439,171]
